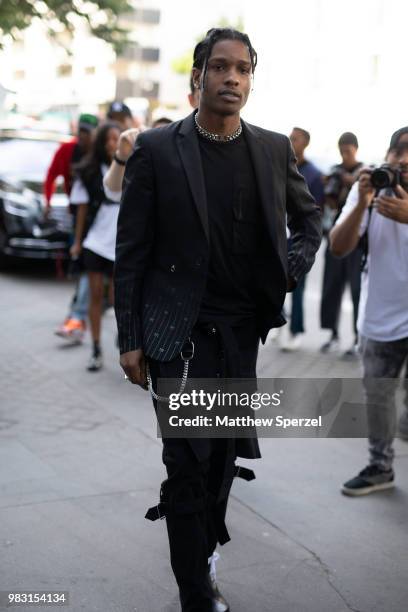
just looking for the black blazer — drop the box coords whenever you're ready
[114,112,321,361]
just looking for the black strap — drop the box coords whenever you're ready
[114,153,126,166]
[145,502,166,521]
[234,465,256,481]
[215,517,231,545]
[360,204,374,272]
[145,496,206,521]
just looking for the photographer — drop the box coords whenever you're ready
[320,132,363,355]
[330,136,408,496]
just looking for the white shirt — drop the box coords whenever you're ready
[335,182,408,341]
[70,164,119,262]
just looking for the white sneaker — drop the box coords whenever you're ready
[342,343,359,359]
[265,327,282,344]
[87,353,103,372]
[320,337,340,354]
[208,552,229,612]
[280,333,303,352]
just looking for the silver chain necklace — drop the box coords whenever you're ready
[194,113,242,143]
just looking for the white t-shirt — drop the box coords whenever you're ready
[335,182,408,341]
[70,164,119,262]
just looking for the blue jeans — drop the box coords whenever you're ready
[70,273,89,321]
[360,335,408,470]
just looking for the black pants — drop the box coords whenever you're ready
[148,324,259,611]
[320,241,362,337]
[290,273,307,334]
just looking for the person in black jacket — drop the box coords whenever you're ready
[320,132,363,356]
[115,28,322,612]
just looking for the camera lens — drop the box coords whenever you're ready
[371,167,394,189]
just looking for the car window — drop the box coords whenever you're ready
[0,138,60,178]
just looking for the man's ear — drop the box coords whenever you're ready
[191,67,202,90]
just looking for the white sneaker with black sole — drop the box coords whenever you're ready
[208,552,229,612]
[280,332,303,352]
[320,337,340,354]
[342,465,394,496]
[87,353,103,372]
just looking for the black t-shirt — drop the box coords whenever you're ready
[197,131,263,322]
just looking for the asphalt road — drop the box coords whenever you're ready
[1,247,407,612]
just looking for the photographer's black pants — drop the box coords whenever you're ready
[147,322,259,612]
[320,241,362,337]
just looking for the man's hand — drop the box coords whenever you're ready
[43,204,51,218]
[120,349,147,388]
[358,170,376,209]
[286,276,296,291]
[69,241,82,259]
[117,128,144,162]
[375,185,408,224]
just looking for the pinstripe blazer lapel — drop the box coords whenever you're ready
[177,113,210,243]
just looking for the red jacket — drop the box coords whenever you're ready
[44,138,78,205]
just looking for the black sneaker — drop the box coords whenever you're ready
[342,465,394,496]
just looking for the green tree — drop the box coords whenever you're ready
[171,16,245,76]
[0,0,132,52]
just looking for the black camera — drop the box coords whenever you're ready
[370,164,401,190]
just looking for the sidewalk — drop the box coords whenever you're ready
[1,252,407,612]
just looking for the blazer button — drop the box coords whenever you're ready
[170,264,176,272]
[195,256,203,267]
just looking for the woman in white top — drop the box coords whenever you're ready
[70,122,121,371]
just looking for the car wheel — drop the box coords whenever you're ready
[0,228,10,269]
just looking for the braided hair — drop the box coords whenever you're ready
[192,28,257,90]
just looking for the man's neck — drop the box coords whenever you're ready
[297,154,306,166]
[343,160,359,171]
[196,108,241,137]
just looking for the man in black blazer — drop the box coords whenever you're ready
[115,28,321,612]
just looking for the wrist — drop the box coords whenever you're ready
[357,197,370,210]
[114,151,127,165]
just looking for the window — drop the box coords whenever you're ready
[140,81,159,99]
[141,47,160,62]
[121,43,140,61]
[120,45,159,62]
[116,79,133,99]
[116,79,159,100]
[134,8,160,24]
